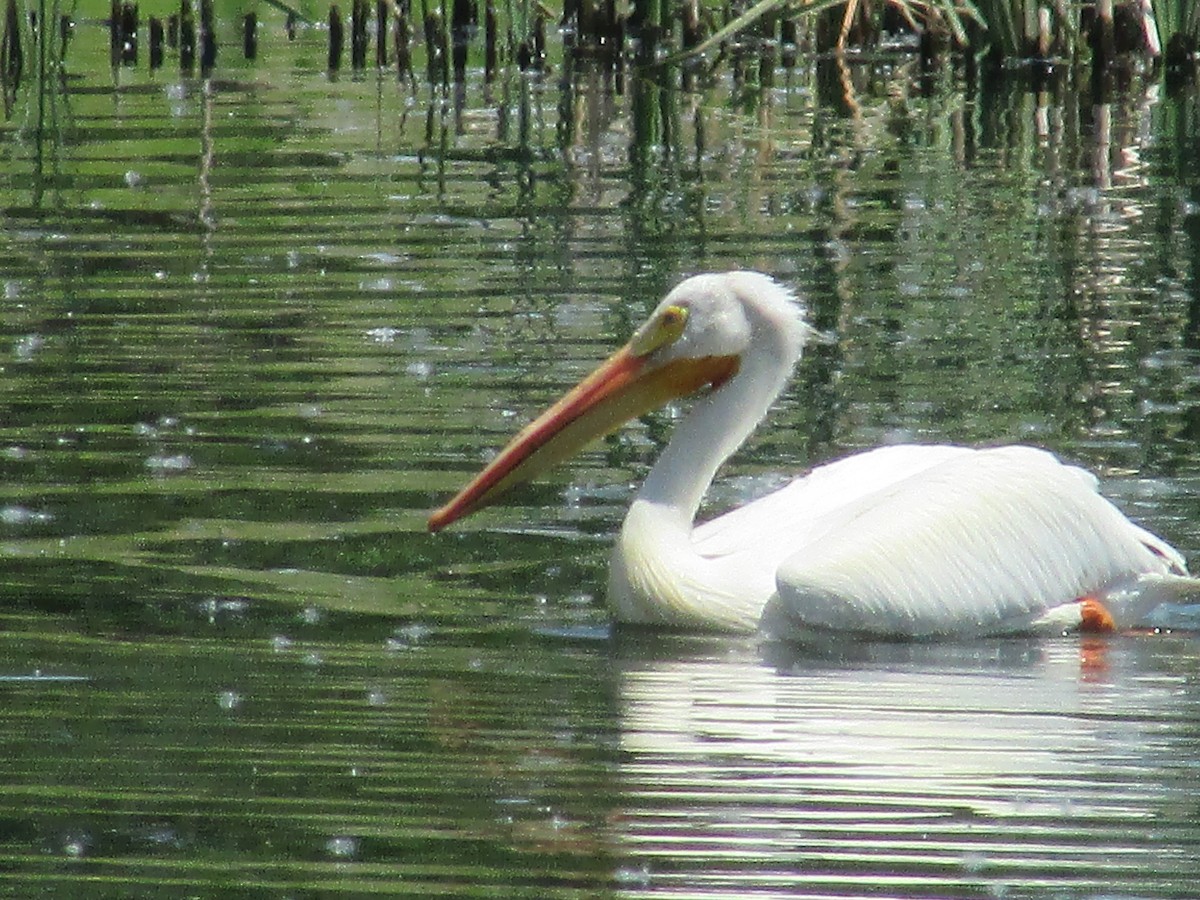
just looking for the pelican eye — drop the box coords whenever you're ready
[631,304,689,356]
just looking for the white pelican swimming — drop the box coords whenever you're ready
[429,271,1198,640]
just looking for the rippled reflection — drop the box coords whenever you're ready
[613,636,1200,897]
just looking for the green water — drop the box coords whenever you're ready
[1,20,1199,898]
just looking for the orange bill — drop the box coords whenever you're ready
[428,346,738,531]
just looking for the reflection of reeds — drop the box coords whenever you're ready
[655,0,1189,71]
[965,0,1193,68]
[373,0,1191,83]
[329,3,344,69]
[1158,0,1200,73]
[1,0,74,206]
[11,0,1189,96]
[179,0,196,71]
[5,0,67,126]
[2,0,23,117]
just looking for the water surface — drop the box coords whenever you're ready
[1,21,1199,898]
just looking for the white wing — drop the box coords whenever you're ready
[694,444,977,559]
[756,446,1182,638]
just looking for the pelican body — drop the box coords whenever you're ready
[429,272,1197,640]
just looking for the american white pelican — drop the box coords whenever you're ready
[429,271,1198,640]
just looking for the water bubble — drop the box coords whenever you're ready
[145,454,193,473]
[325,835,358,859]
[1054,797,1077,817]
[386,622,432,653]
[271,635,294,652]
[366,326,401,343]
[363,251,406,265]
[217,690,241,711]
[199,597,249,622]
[61,833,90,858]
[961,851,989,875]
[14,334,43,360]
[1065,186,1102,209]
[395,623,431,643]
[614,864,652,887]
[0,505,51,525]
[138,824,182,848]
[823,237,851,265]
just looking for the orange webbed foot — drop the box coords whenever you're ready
[1078,597,1117,634]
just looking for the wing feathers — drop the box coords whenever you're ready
[761,446,1177,638]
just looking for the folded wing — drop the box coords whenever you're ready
[698,446,1183,639]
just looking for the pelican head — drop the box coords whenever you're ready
[428,271,808,532]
